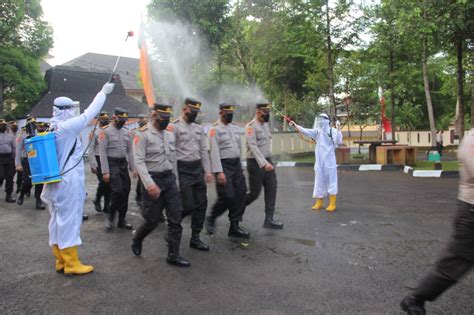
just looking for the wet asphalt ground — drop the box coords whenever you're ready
[0,166,472,314]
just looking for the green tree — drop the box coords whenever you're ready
[0,0,53,117]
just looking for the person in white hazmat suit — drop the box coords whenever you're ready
[289,114,343,211]
[41,82,114,275]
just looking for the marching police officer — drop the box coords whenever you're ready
[99,107,135,230]
[245,103,283,229]
[0,119,16,203]
[132,113,148,208]
[205,103,249,239]
[88,111,110,212]
[131,103,190,267]
[9,121,21,194]
[16,120,47,209]
[171,97,212,251]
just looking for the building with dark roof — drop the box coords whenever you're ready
[29,65,148,119]
[63,52,144,102]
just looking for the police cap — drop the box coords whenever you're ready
[153,103,173,118]
[184,97,202,112]
[219,103,236,113]
[114,107,129,121]
[256,102,272,112]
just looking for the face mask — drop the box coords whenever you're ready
[319,119,329,129]
[157,118,170,130]
[262,113,270,123]
[99,120,109,127]
[10,126,18,133]
[223,113,233,124]
[138,120,147,127]
[0,126,6,133]
[115,121,125,129]
[186,111,198,123]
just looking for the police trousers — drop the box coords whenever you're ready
[178,160,207,233]
[414,200,474,301]
[20,157,43,199]
[134,171,183,253]
[107,157,130,221]
[0,153,15,194]
[95,156,110,210]
[210,158,247,222]
[246,158,277,215]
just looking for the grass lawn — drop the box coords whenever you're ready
[414,160,459,171]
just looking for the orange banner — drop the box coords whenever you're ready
[139,42,155,107]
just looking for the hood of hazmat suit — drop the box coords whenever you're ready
[42,83,114,249]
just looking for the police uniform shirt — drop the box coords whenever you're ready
[15,132,27,167]
[245,118,272,168]
[98,124,135,174]
[208,120,243,173]
[0,132,16,156]
[88,126,106,169]
[170,116,211,173]
[133,122,177,189]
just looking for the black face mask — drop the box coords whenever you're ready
[138,120,147,127]
[262,113,270,123]
[223,113,233,124]
[157,118,170,130]
[186,111,198,124]
[99,120,109,127]
[10,126,18,133]
[115,121,125,129]
[0,126,6,133]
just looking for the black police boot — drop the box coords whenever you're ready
[35,198,46,210]
[205,216,216,235]
[228,221,250,239]
[400,295,426,315]
[117,219,133,230]
[17,193,24,205]
[190,231,209,251]
[118,214,132,229]
[5,193,15,203]
[83,214,89,221]
[167,243,191,268]
[93,199,102,212]
[263,213,284,229]
[131,238,142,256]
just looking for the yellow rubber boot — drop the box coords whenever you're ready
[52,245,65,273]
[326,195,337,212]
[60,246,94,275]
[311,198,324,210]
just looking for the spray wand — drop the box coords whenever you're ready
[271,105,316,144]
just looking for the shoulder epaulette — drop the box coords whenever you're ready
[101,125,109,130]
[172,119,180,123]
[139,125,148,132]
[212,122,219,126]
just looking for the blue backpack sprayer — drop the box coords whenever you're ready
[25,31,134,185]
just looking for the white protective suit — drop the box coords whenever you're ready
[42,83,113,249]
[295,114,343,198]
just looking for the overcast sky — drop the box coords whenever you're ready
[42,0,150,65]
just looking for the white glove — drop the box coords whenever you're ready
[101,82,115,95]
